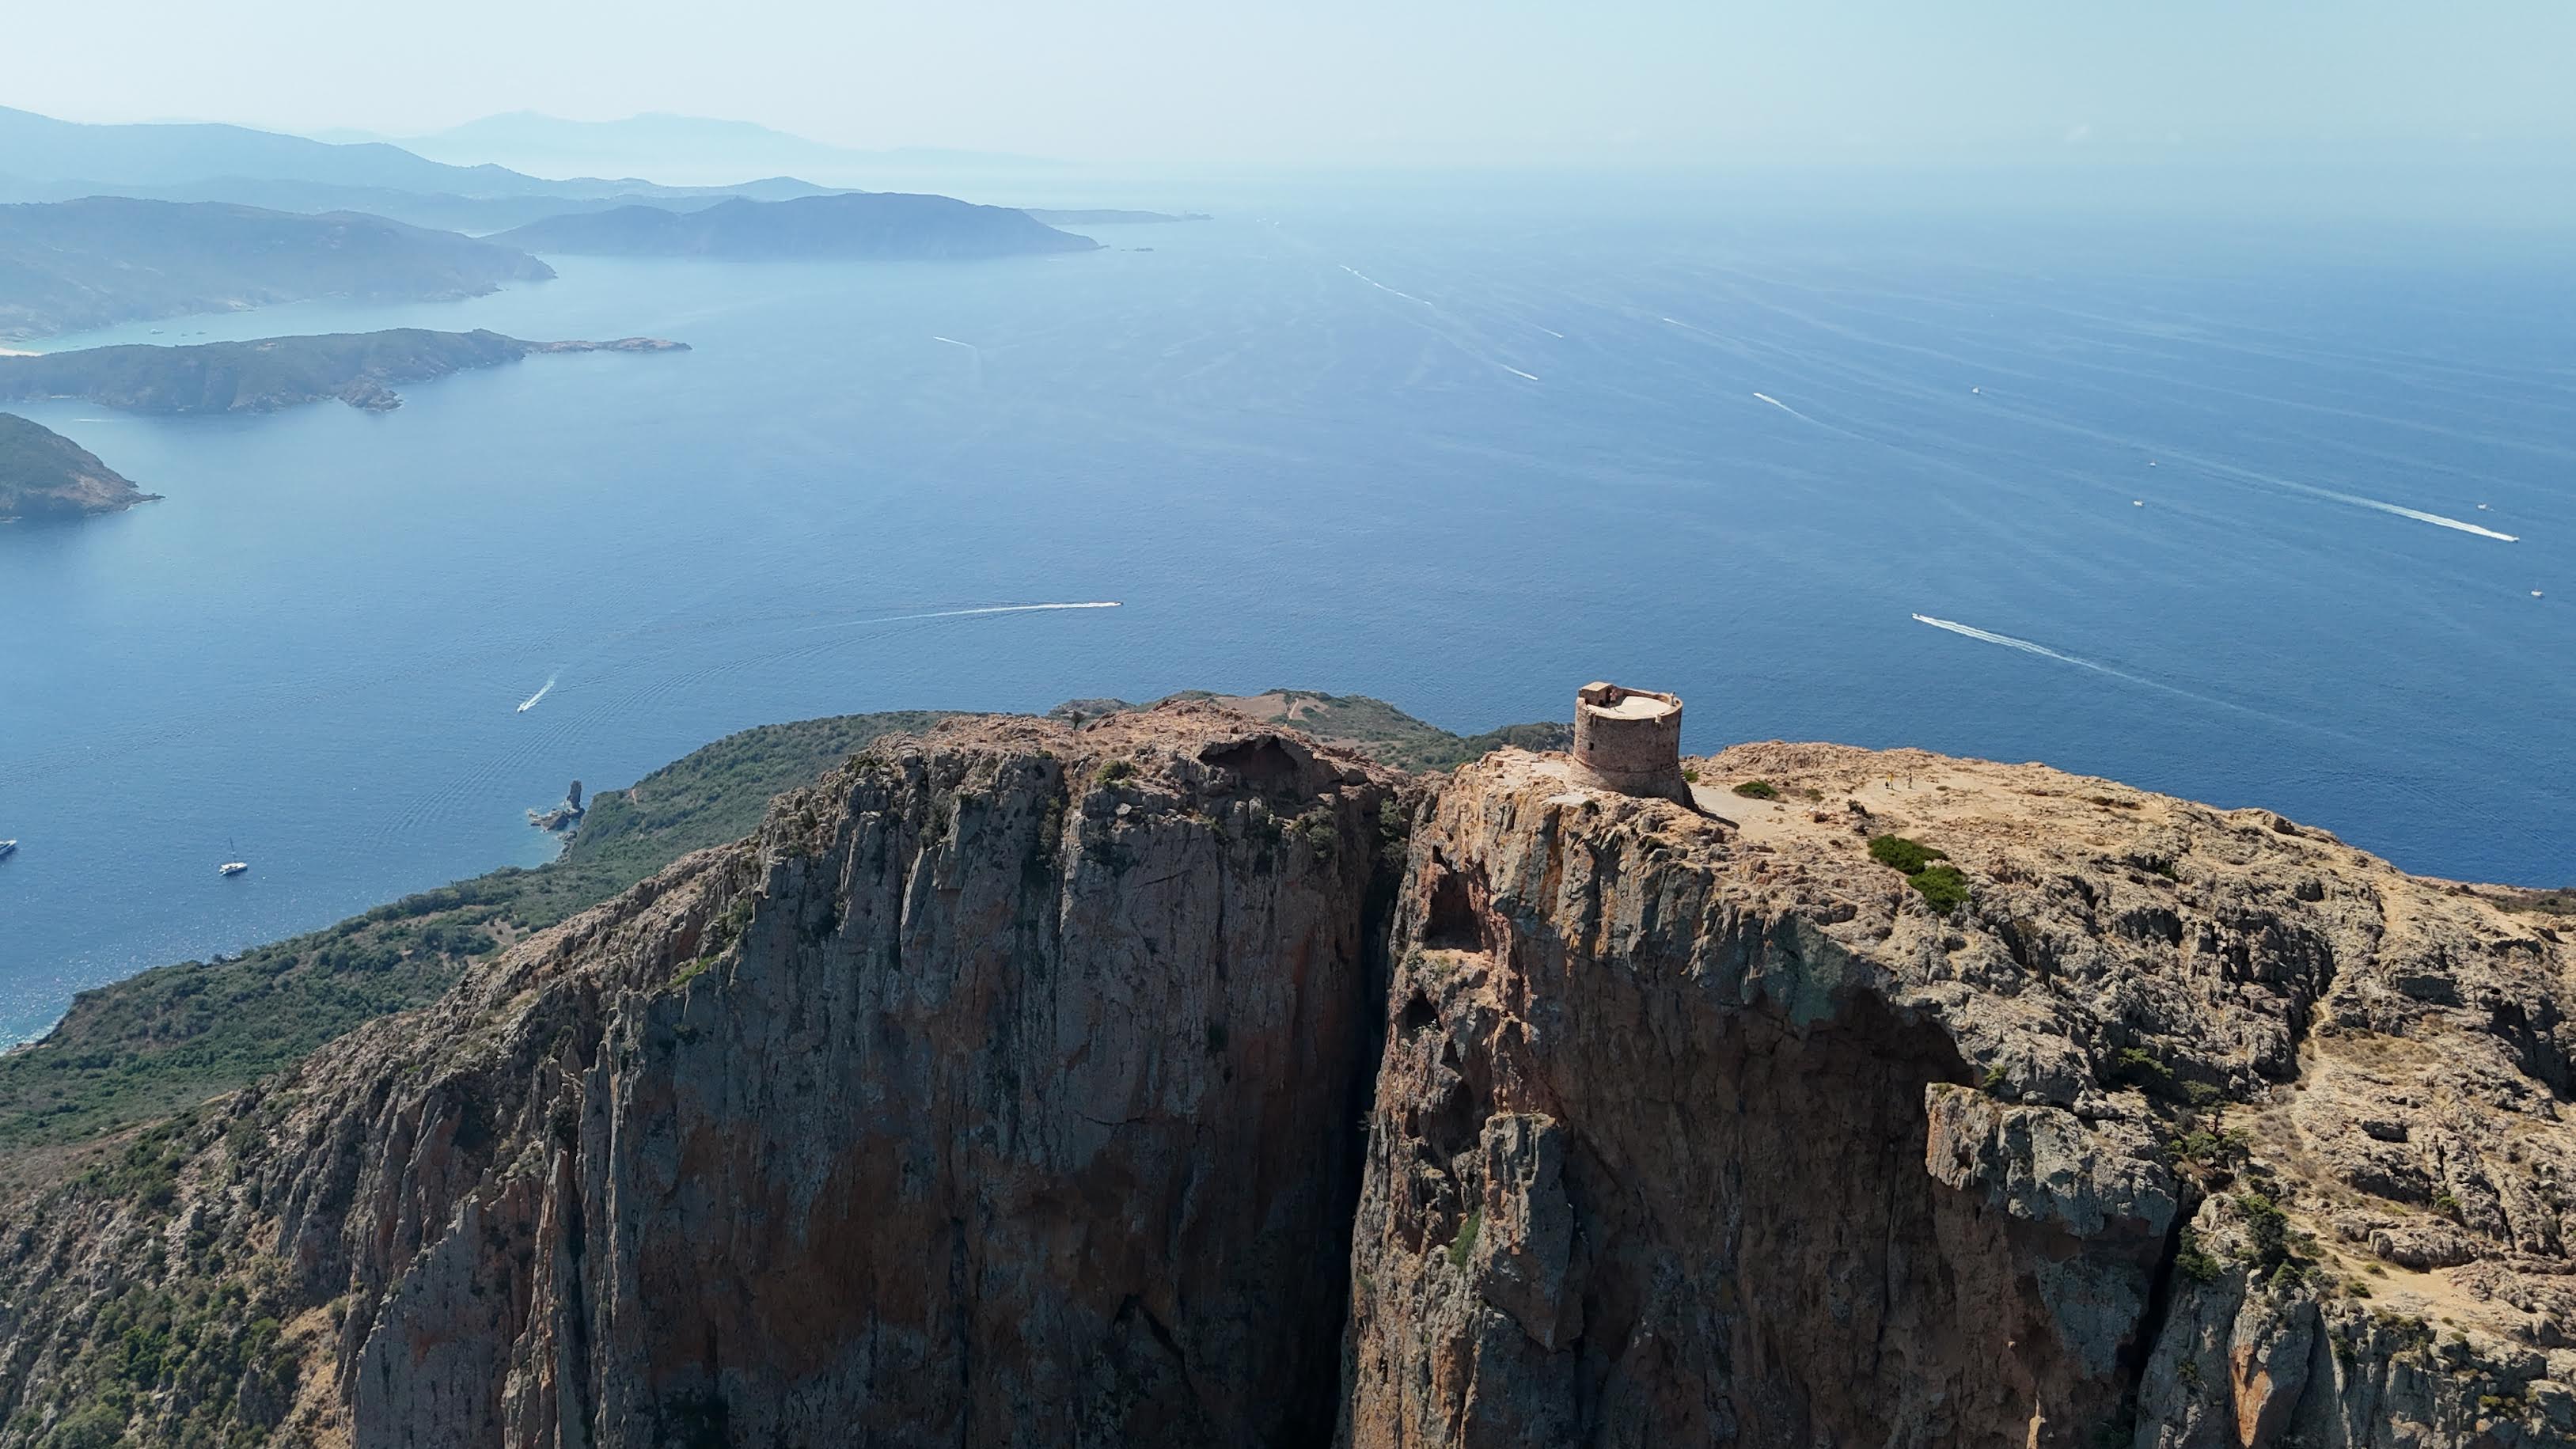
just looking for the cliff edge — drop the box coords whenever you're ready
[1348,740,2573,1447]
[0,706,1406,1447]
[0,709,2567,1447]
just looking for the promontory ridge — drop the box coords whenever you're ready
[0,197,552,341]
[0,412,157,520]
[491,191,1100,260]
[0,685,2568,1447]
[0,328,687,415]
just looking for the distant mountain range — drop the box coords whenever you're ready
[0,106,837,214]
[2,104,604,197]
[493,194,1099,260]
[0,110,1156,342]
[0,189,1109,347]
[0,107,1194,240]
[0,173,838,236]
[318,112,1064,185]
[0,198,552,340]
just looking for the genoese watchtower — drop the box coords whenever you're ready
[1570,681,1690,803]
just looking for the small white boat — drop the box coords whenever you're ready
[0,840,17,859]
[219,860,249,877]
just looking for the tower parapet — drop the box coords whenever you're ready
[1570,682,1690,802]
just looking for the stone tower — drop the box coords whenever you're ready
[1570,682,1690,803]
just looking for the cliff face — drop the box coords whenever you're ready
[1342,742,2575,1448]
[0,707,1405,1447]
[2,711,2570,1448]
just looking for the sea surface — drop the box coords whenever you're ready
[4,178,2572,1044]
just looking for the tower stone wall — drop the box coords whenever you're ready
[1570,682,1690,802]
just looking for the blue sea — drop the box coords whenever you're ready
[4,176,2572,1044]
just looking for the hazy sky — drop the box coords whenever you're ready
[11,0,2575,164]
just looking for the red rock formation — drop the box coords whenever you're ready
[5,715,2571,1449]
[118,706,1403,1447]
[1340,742,2576,1448]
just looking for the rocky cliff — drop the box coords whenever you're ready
[0,707,1403,1447]
[2,711,2568,1448]
[1344,741,2574,1448]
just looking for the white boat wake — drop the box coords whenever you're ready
[1908,612,2384,747]
[1503,366,1540,382]
[1338,265,1431,306]
[2294,484,2516,541]
[516,674,558,713]
[1910,616,2133,681]
[792,601,1122,635]
[930,336,977,350]
[1751,391,1815,423]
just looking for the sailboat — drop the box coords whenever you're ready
[219,836,248,876]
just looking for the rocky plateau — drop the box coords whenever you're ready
[0,704,2568,1448]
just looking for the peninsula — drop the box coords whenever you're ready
[0,197,552,341]
[492,191,1098,260]
[4,688,2568,1447]
[0,328,688,415]
[0,412,157,520]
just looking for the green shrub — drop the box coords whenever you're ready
[2104,1046,2176,1095]
[1732,780,1778,800]
[2236,1192,2291,1272]
[1865,835,1971,912]
[2169,1128,2221,1163]
[1908,864,1971,913]
[2176,1227,2223,1283]
[1447,1209,1481,1269]
[1868,835,1948,874]
[44,1402,127,1449]
[1098,759,1136,784]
